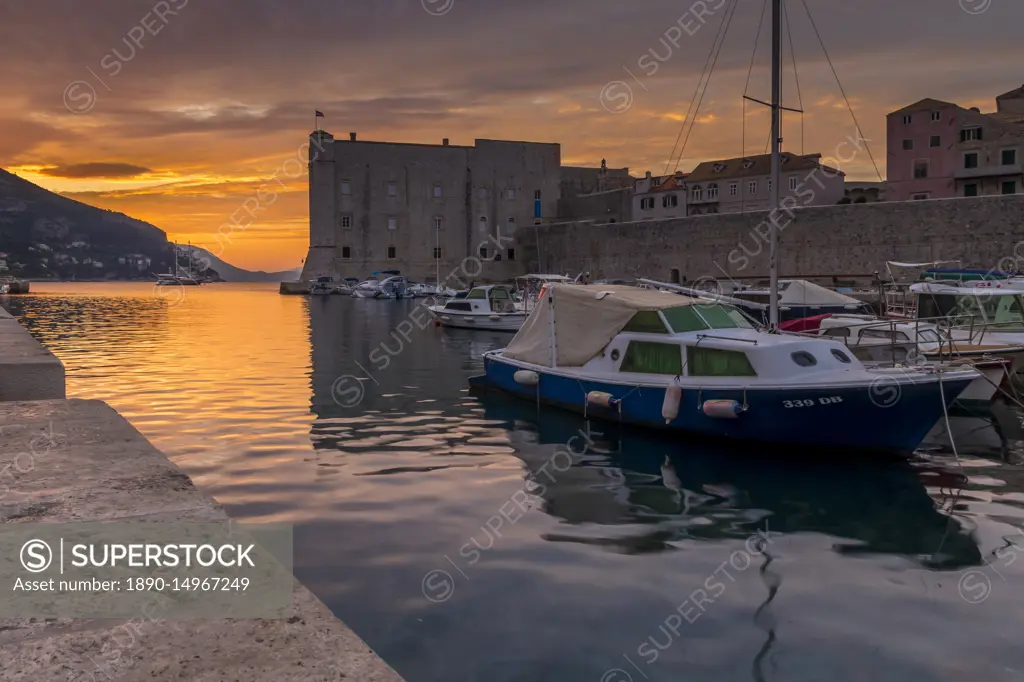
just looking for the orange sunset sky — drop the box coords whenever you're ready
[1,0,1019,271]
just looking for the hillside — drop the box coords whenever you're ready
[183,245,300,283]
[0,168,179,279]
[0,169,298,281]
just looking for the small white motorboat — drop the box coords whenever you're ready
[428,285,527,332]
[309,276,334,295]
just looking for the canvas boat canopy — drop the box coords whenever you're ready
[503,284,700,367]
[778,280,863,306]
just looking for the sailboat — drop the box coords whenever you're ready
[470,0,978,453]
[156,243,202,286]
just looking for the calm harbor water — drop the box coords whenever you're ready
[6,282,1024,681]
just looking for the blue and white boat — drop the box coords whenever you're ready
[474,284,976,453]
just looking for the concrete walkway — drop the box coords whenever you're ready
[0,305,64,401]
[0,307,402,681]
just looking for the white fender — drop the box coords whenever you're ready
[514,370,540,387]
[703,399,743,419]
[662,380,682,423]
[586,391,619,408]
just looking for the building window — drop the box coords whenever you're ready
[913,161,929,179]
[479,216,487,231]
[961,127,982,142]
[665,193,680,207]
[479,187,489,199]
[767,179,773,192]
[1003,149,1017,166]
[433,184,443,198]
[434,216,443,230]
[640,197,654,210]
[433,247,442,259]
[931,111,941,122]
[507,248,516,261]
[507,188,516,200]
[1003,181,1018,195]
[387,246,397,259]
[341,246,352,259]
[479,246,488,258]
[911,193,930,200]
[340,214,352,229]
[964,152,979,169]
[964,183,979,197]
[748,181,757,194]
[507,217,516,231]
[387,181,397,197]
[341,181,351,195]
[930,135,941,148]
[707,184,719,199]
[729,182,738,196]
[902,139,914,151]
[788,176,798,191]
[534,190,542,200]
[387,217,397,230]
[902,114,912,125]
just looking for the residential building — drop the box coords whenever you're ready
[632,171,688,220]
[682,152,845,214]
[302,131,562,283]
[887,87,1024,201]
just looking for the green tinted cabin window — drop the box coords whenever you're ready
[696,304,753,329]
[687,346,757,376]
[620,341,683,375]
[623,311,669,334]
[661,306,709,333]
[466,288,487,299]
[490,288,509,299]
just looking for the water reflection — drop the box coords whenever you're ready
[472,395,985,568]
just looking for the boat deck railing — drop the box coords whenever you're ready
[779,314,1022,368]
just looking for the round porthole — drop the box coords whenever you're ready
[791,351,817,367]
[830,348,852,364]
[611,349,621,362]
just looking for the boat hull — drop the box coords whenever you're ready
[480,354,973,453]
[429,306,525,332]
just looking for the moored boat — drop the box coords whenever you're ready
[309,276,334,295]
[474,284,976,453]
[428,285,527,332]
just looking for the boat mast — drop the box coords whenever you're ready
[435,221,440,290]
[768,0,782,329]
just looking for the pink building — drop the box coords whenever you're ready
[887,87,1024,202]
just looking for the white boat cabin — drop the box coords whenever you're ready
[501,285,865,386]
[441,285,519,314]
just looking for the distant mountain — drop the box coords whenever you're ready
[182,245,300,282]
[0,168,298,282]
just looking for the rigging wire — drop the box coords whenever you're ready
[797,0,883,181]
[665,0,741,176]
[782,0,805,155]
[663,1,734,177]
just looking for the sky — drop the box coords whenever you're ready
[0,0,1020,271]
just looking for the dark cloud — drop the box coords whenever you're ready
[40,163,152,179]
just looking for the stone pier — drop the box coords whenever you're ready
[0,310,402,681]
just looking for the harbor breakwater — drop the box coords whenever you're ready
[0,307,401,681]
[517,195,1024,282]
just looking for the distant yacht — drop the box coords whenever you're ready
[156,242,202,286]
